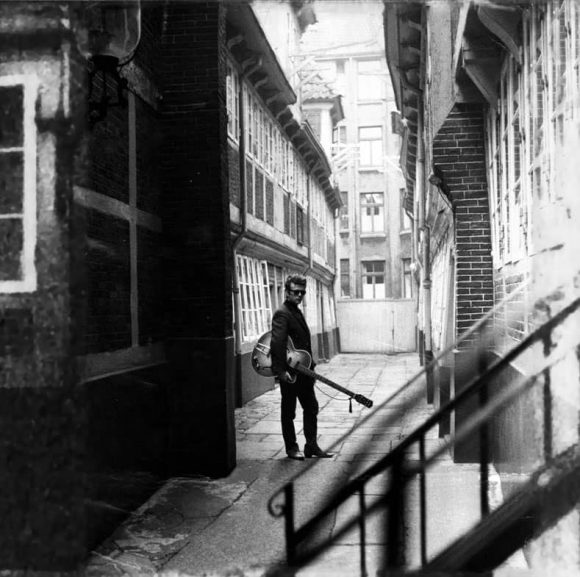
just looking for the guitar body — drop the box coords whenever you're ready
[251,330,311,381]
[251,331,373,409]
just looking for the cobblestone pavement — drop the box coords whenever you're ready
[83,353,526,577]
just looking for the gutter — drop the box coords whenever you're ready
[302,165,314,277]
[417,113,434,399]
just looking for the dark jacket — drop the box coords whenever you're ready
[271,301,315,377]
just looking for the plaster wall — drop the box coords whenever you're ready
[336,299,416,353]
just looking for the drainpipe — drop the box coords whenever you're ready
[417,114,434,401]
[302,164,315,276]
[232,58,261,403]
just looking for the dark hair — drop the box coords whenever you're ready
[285,274,307,291]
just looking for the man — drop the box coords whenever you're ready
[271,274,333,460]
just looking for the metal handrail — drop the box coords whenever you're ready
[267,291,580,575]
[272,354,563,573]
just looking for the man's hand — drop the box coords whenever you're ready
[278,371,293,383]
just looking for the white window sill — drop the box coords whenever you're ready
[360,232,386,239]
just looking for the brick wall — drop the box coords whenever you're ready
[159,1,235,476]
[228,143,241,207]
[433,103,493,350]
[433,103,493,462]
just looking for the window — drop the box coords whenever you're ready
[267,263,285,311]
[237,255,272,341]
[400,189,411,230]
[402,258,412,298]
[226,62,239,141]
[339,191,349,230]
[340,259,350,297]
[362,261,385,299]
[283,191,290,234]
[360,193,384,233]
[297,206,305,245]
[244,86,253,155]
[0,76,37,293]
[357,59,384,100]
[358,126,383,167]
[332,125,347,149]
[252,100,260,158]
[266,120,273,174]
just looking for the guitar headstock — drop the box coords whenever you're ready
[355,394,373,408]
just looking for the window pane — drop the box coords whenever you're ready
[340,258,350,296]
[360,193,384,232]
[357,60,384,100]
[359,126,382,140]
[0,218,23,280]
[0,152,24,213]
[0,85,24,147]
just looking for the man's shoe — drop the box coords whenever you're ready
[287,448,305,460]
[304,444,334,458]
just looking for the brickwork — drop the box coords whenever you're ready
[136,96,163,215]
[85,209,131,353]
[84,104,130,204]
[137,227,163,346]
[433,104,493,349]
[433,104,493,463]
[228,144,241,207]
[159,1,235,476]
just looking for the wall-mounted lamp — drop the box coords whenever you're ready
[428,171,443,186]
[80,1,141,126]
[428,164,453,205]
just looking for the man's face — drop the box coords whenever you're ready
[286,282,306,305]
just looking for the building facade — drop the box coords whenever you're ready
[385,0,580,571]
[0,0,338,569]
[226,2,341,405]
[301,1,412,305]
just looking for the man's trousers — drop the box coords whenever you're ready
[279,376,319,451]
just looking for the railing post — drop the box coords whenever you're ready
[385,451,406,570]
[284,484,297,566]
[542,329,554,459]
[419,436,427,566]
[478,338,490,517]
[358,487,368,577]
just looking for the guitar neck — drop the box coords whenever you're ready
[294,363,356,399]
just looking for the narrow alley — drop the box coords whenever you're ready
[2,2,580,574]
[85,353,523,577]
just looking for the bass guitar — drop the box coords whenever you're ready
[251,331,373,409]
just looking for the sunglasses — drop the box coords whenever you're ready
[288,289,306,296]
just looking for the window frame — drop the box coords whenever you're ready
[361,260,386,299]
[357,58,385,101]
[0,74,37,293]
[340,258,350,297]
[237,255,272,342]
[358,125,384,168]
[360,192,385,234]
[226,61,240,142]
